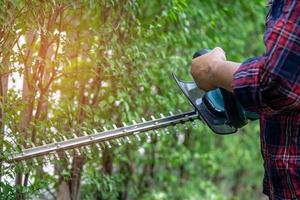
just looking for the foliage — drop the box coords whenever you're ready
[0,0,267,199]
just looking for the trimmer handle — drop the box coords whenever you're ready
[192,49,211,59]
[192,49,248,128]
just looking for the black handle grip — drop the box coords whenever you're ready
[192,49,247,128]
[193,49,211,59]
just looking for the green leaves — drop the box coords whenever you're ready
[1,0,266,199]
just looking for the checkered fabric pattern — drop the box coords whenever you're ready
[232,0,300,199]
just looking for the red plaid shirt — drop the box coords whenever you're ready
[233,0,300,199]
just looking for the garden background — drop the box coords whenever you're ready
[0,0,267,199]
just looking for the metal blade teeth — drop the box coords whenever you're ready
[154,130,160,137]
[116,139,122,146]
[65,150,71,160]
[75,148,81,155]
[95,143,102,151]
[192,121,196,128]
[53,152,60,160]
[43,155,50,164]
[164,128,170,134]
[105,141,112,148]
[7,110,199,162]
[145,132,151,143]
[84,146,92,154]
[33,158,38,165]
[62,135,68,141]
[126,136,131,144]
[183,123,189,130]
[52,138,60,148]
[48,154,54,161]
[134,133,141,141]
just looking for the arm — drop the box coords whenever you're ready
[192,2,300,115]
[214,60,240,92]
[233,1,300,114]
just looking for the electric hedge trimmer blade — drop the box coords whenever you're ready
[8,110,199,162]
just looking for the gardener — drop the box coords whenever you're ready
[191,1,300,199]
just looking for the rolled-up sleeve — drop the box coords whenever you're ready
[232,1,300,115]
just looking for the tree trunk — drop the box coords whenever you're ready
[55,155,86,200]
[0,66,8,182]
[16,33,36,198]
[56,78,88,199]
[16,3,60,195]
[69,155,86,200]
[57,181,71,200]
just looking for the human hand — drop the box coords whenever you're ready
[191,47,226,91]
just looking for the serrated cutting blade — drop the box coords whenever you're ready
[6,110,199,163]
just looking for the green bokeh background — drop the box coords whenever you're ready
[0,0,267,199]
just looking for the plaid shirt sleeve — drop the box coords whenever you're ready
[232,1,300,115]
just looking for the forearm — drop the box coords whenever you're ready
[213,60,240,92]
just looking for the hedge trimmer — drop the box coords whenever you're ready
[5,49,259,163]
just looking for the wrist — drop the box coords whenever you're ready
[211,59,224,87]
[212,60,240,91]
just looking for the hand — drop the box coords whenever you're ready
[191,47,226,91]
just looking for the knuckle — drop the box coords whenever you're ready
[214,46,222,51]
[215,47,225,54]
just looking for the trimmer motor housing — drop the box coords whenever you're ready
[173,49,259,134]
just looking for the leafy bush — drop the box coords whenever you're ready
[0,0,267,199]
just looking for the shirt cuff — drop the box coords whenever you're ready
[232,56,268,113]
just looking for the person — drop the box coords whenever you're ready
[191,1,300,199]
